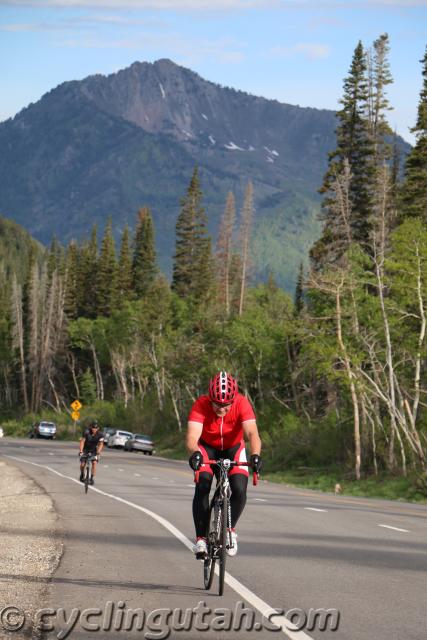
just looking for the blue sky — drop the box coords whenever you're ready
[1,1,426,143]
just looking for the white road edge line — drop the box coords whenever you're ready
[304,508,327,513]
[134,473,141,477]
[378,524,410,533]
[254,498,267,502]
[3,454,314,640]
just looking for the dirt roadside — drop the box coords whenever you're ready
[0,460,62,640]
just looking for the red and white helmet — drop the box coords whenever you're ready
[208,371,238,404]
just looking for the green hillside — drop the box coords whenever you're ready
[0,215,44,282]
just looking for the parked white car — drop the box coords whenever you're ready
[107,430,133,449]
[102,427,116,446]
[29,421,57,439]
[0,427,3,438]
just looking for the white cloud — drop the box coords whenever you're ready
[55,30,246,65]
[1,0,426,8]
[0,13,166,32]
[0,0,279,9]
[307,15,345,29]
[269,42,331,60]
[364,0,427,4]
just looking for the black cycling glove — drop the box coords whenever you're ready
[189,451,203,471]
[250,454,262,473]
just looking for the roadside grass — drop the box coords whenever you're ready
[264,468,427,504]
[154,431,187,460]
[149,434,427,503]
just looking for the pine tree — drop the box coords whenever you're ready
[22,246,37,359]
[96,217,117,317]
[172,167,213,301]
[312,41,374,270]
[64,241,79,319]
[400,46,427,221]
[117,225,133,302]
[368,33,393,163]
[47,236,62,280]
[77,225,98,318]
[132,207,157,298]
[216,191,236,316]
[294,262,305,316]
[79,367,97,404]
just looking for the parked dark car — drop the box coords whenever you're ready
[29,421,57,439]
[124,434,155,455]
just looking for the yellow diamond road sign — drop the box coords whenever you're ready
[71,400,82,411]
[71,410,80,421]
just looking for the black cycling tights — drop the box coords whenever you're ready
[193,472,248,538]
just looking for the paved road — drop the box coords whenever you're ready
[1,438,426,640]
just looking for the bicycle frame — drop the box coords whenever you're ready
[80,453,97,493]
[194,458,259,595]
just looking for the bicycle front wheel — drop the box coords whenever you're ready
[203,503,217,590]
[218,494,228,596]
[84,463,90,494]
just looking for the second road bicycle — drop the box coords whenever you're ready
[80,452,98,494]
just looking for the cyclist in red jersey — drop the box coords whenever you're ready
[186,371,262,557]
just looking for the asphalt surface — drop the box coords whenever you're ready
[0,437,426,640]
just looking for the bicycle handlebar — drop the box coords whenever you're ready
[80,452,98,460]
[194,460,259,486]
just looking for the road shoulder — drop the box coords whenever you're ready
[0,460,62,639]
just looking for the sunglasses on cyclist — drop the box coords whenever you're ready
[211,401,233,410]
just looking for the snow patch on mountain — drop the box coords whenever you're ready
[264,146,279,156]
[159,83,166,99]
[224,141,244,151]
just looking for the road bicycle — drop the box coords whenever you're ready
[194,459,258,596]
[80,453,98,494]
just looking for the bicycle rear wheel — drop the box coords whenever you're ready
[218,494,228,596]
[203,503,217,590]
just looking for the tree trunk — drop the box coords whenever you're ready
[11,277,29,412]
[336,283,361,480]
[238,182,253,316]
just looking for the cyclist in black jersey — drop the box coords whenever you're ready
[79,421,104,485]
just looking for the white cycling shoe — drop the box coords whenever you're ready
[193,538,207,556]
[226,530,238,557]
